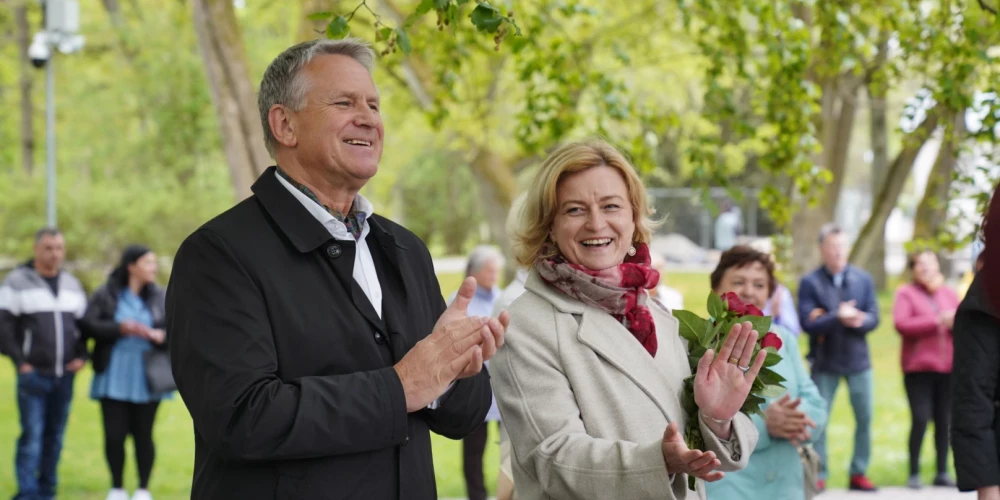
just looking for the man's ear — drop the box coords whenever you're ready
[268,104,297,148]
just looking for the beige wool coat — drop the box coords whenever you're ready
[490,270,758,500]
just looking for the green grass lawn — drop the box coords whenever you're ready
[0,271,952,498]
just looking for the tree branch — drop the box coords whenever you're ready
[978,0,998,16]
[850,109,942,266]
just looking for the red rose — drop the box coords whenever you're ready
[761,331,783,350]
[722,292,747,315]
[745,304,764,317]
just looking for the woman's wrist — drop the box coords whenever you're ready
[700,411,733,440]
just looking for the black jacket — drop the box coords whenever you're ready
[951,273,1000,492]
[797,265,880,374]
[0,263,88,376]
[79,282,167,374]
[165,167,491,500]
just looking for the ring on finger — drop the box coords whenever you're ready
[727,356,739,364]
[738,365,750,374]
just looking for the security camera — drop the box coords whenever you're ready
[28,32,50,68]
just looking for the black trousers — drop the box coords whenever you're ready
[903,372,952,476]
[463,422,490,500]
[100,399,160,489]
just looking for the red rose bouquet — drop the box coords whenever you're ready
[672,292,786,490]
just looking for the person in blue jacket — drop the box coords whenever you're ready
[705,245,828,500]
[798,223,880,492]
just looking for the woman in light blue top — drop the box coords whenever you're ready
[705,245,828,500]
[81,245,172,500]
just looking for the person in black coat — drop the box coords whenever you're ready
[952,181,1000,500]
[80,244,171,500]
[165,37,507,500]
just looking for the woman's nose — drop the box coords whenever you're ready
[584,212,607,230]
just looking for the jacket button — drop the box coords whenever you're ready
[402,435,410,446]
[374,332,386,344]
[326,245,342,258]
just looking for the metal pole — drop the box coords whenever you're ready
[45,54,55,227]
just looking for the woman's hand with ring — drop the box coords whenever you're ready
[694,321,768,422]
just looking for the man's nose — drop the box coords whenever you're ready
[354,104,380,128]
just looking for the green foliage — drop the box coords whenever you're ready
[326,16,350,39]
[0,169,231,292]
[396,151,484,254]
[676,0,1000,238]
[0,0,282,275]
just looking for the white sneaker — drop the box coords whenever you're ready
[105,489,129,500]
[131,489,153,500]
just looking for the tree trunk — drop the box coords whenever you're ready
[914,110,965,241]
[863,84,889,290]
[790,81,860,276]
[469,148,518,267]
[101,0,139,63]
[15,1,34,176]
[850,111,941,269]
[191,0,270,199]
[914,109,965,277]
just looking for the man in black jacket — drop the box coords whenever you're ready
[0,228,88,500]
[166,38,507,499]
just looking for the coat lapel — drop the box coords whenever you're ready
[367,217,409,300]
[322,239,386,333]
[525,271,678,421]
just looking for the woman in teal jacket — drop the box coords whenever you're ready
[704,246,828,500]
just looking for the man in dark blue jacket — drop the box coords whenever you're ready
[798,223,880,492]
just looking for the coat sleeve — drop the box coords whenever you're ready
[856,275,880,334]
[420,261,492,439]
[893,288,939,338]
[167,229,409,462]
[491,310,677,499]
[697,410,756,472]
[0,276,25,367]
[951,300,1000,492]
[79,289,123,343]
[798,277,840,335]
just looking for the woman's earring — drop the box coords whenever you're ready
[627,246,636,257]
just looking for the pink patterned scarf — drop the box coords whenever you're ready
[536,242,661,356]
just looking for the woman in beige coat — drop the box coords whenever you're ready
[491,140,763,500]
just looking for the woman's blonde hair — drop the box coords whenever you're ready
[512,140,658,267]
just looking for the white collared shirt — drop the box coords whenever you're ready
[275,171,451,409]
[274,171,382,318]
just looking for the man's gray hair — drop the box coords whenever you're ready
[465,245,506,277]
[818,223,843,245]
[34,227,61,242]
[257,37,376,156]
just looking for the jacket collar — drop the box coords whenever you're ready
[524,268,681,420]
[252,166,336,253]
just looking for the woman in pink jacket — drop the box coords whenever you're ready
[893,250,960,489]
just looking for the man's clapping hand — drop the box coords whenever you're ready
[837,301,865,328]
[394,277,508,412]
